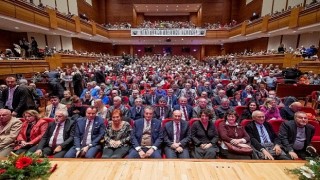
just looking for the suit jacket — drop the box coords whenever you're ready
[173,105,193,120]
[164,95,178,109]
[45,103,67,118]
[143,94,161,105]
[0,85,34,117]
[230,98,246,107]
[192,106,217,121]
[0,117,22,150]
[37,118,75,150]
[130,106,144,120]
[106,105,131,120]
[15,119,48,150]
[131,118,162,149]
[280,106,295,120]
[245,121,281,151]
[153,105,172,120]
[163,121,190,148]
[279,120,315,152]
[74,116,106,148]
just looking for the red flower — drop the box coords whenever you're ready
[36,159,43,164]
[0,169,6,174]
[15,157,33,169]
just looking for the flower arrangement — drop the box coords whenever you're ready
[287,157,320,180]
[0,153,57,180]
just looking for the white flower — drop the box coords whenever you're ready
[309,160,316,166]
[300,166,315,179]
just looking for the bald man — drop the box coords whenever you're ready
[162,110,191,158]
[0,109,22,156]
[280,102,303,120]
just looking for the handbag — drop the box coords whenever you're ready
[224,141,253,155]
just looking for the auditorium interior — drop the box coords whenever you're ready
[0,0,320,179]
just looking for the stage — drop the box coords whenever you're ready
[49,159,304,180]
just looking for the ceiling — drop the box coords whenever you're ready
[1,14,320,46]
[134,4,201,16]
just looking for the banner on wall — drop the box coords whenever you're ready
[130,28,206,36]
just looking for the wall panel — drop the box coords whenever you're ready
[287,0,304,8]
[68,0,78,15]
[273,0,287,13]
[261,0,273,16]
[224,37,269,54]
[236,0,263,23]
[267,35,281,51]
[72,38,113,54]
[47,35,61,50]
[299,32,320,48]
[0,29,27,54]
[282,35,298,49]
[61,36,73,51]
[27,32,46,49]
[56,0,69,14]
[42,0,56,9]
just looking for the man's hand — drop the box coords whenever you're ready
[203,143,212,149]
[262,149,274,160]
[113,141,121,148]
[145,148,155,157]
[176,147,183,153]
[230,139,242,145]
[200,144,207,149]
[289,151,299,160]
[81,146,89,153]
[34,150,42,156]
[138,150,146,158]
[20,141,27,146]
[170,143,180,149]
[53,145,62,153]
[76,150,81,158]
[273,145,282,155]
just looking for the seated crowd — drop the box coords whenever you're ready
[0,53,319,160]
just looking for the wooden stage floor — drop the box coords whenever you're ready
[49,159,304,180]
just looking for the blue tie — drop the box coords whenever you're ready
[260,125,269,143]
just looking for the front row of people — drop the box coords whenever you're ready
[0,107,316,159]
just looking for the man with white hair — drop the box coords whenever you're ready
[106,96,131,120]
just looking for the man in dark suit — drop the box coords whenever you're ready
[34,110,75,158]
[164,88,178,109]
[130,98,144,120]
[0,76,34,117]
[128,90,140,107]
[192,98,216,121]
[212,89,228,106]
[143,87,161,105]
[106,96,131,120]
[245,110,290,160]
[173,96,193,121]
[153,97,172,121]
[280,102,302,120]
[279,111,316,160]
[127,106,163,158]
[163,110,190,158]
[64,107,106,158]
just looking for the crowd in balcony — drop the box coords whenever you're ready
[103,22,132,30]
[203,20,238,30]
[137,20,197,29]
[1,52,319,159]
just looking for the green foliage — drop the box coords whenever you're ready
[287,157,320,180]
[0,153,55,180]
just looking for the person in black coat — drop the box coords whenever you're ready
[239,101,259,122]
[278,111,316,160]
[280,102,302,120]
[245,110,290,160]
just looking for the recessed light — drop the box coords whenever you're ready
[176,5,179,7]
[14,27,19,29]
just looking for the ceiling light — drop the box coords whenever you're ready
[14,27,19,29]
[187,5,189,7]
[166,9,168,11]
[176,5,179,7]
[176,9,178,11]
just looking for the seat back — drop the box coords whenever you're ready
[41,118,55,123]
[308,120,320,136]
[240,119,252,127]
[189,118,200,127]
[214,119,224,129]
[162,118,174,127]
[235,106,246,116]
[268,119,285,135]
[300,106,317,116]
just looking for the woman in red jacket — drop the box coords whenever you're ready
[14,110,49,154]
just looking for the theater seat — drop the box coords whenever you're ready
[240,119,252,127]
[41,118,55,123]
[308,120,320,152]
[268,119,285,135]
[214,119,224,129]
[161,118,174,127]
[188,118,200,127]
[235,106,246,116]
[300,106,317,116]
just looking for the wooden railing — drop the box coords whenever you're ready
[0,0,319,40]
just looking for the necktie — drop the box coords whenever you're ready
[50,106,56,118]
[52,123,61,149]
[137,107,141,113]
[168,97,172,107]
[160,107,164,118]
[183,106,188,121]
[82,120,93,147]
[260,125,269,143]
[175,122,180,143]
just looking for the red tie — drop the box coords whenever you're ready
[52,123,61,149]
[81,120,93,147]
[175,122,180,143]
[183,106,188,121]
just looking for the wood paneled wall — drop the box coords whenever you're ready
[224,37,269,54]
[0,29,27,54]
[72,38,113,54]
[144,16,189,22]
[205,45,222,56]
[77,0,105,24]
[236,0,263,23]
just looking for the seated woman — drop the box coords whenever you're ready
[239,101,259,122]
[95,90,110,105]
[82,91,93,106]
[93,99,108,119]
[191,109,219,159]
[102,109,131,158]
[230,91,245,107]
[14,110,49,154]
[253,92,264,106]
[241,85,254,99]
[260,98,281,121]
[218,110,252,159]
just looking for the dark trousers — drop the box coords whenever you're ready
[30,145,68,158]
[194,146,217,159]
[127,147,161,158]
[64,145,101,158]
[102,146,130,158]
[14,145,37,155]
[164,147,190,158]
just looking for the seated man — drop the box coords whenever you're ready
[45,96,67,118]
[127,106,162,158]
[173,96,193,121]
[0,109,22,157]
[106,96,131,120]
[34,110,75,158]
[280,102,302,120]
[153,97,172,121]
[130,98,144,121]
[192,98,216,122]
[279,111,316,160]
[163,110,190,158]
[64,107,106,158]
[215,98,234,119]
[245,110,290,160]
